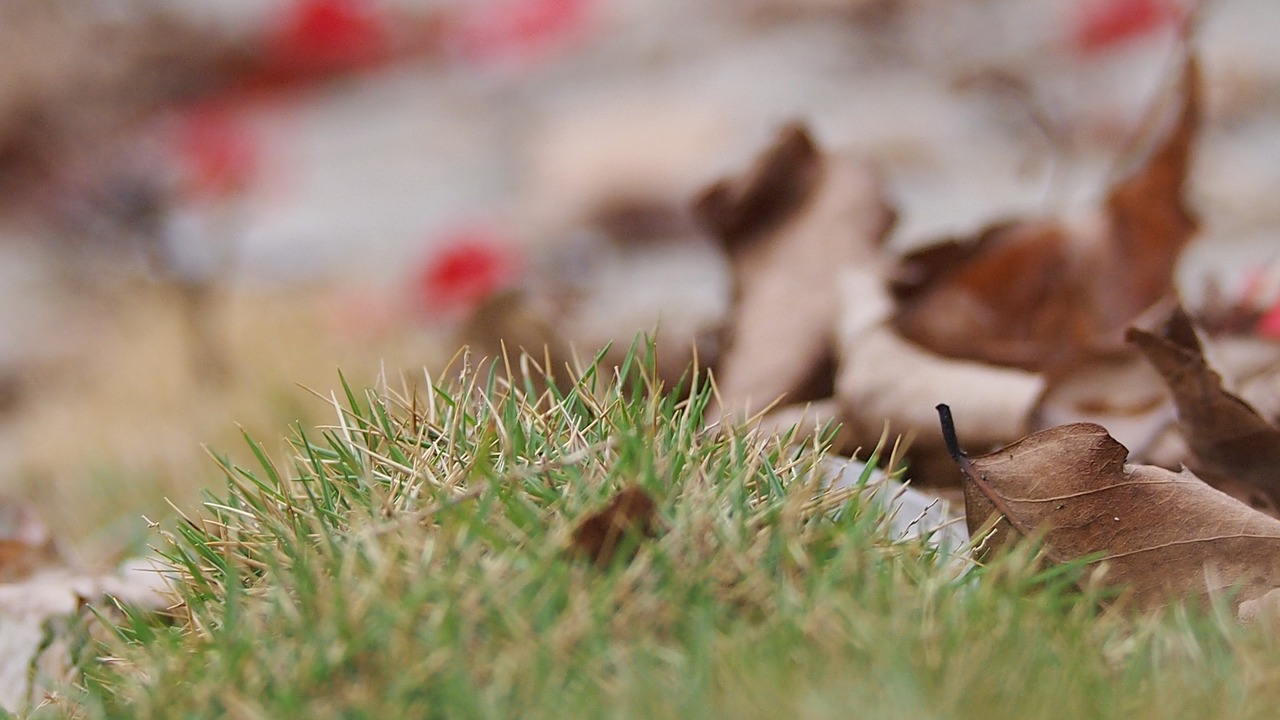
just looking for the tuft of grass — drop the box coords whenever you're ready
[58,343,1280,719]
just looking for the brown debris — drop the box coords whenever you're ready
[568,486,661,566]
[695,124,827,249]
[891,220,1095,371]
[0,2,252,207]
[1103,55,1201,311]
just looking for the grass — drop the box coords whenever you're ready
[40,342,1280,719]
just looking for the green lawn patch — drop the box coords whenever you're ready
[58,345,1280,719]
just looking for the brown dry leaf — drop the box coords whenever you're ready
[695,122,895,422]
[568,486,661,566]
[1103,53,1201,310]
[891,54,1201,372]
[836,264,1044,473]
[938,405,1280,612]
[1127,306,1280,513]
[891,219,1097,371]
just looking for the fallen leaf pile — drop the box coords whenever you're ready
[433,29,1280,618]
[460,33,1278,620]
[690,40,1280,615]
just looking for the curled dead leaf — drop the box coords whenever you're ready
[1103,54,1201,306]
[697,122,895,425]
[1127,306,1280,513]
[695,123,825,248]
[891,54,1200,372]
[1031,307,1280,473]
[892,220,1098,371]
[568,486,661,566]
[938,404,1280,612]
[1197,334,1280,422]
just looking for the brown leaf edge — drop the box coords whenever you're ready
[1104,53,1201,283]
[936,403,1046,561]
[568,486,661,566]
[1125,307,1280,511]
[692,123,824,250]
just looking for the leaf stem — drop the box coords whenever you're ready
[936,403,964,461]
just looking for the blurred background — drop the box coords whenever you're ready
[0,0,1277,558]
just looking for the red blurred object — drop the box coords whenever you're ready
[173,103,260,199]
[266,0,389,78]
[1072,0,1181,53]
[1234,265,1280,340]
[414,230,520,315]
[1258,302,1280,340]
[448,0,594,65]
